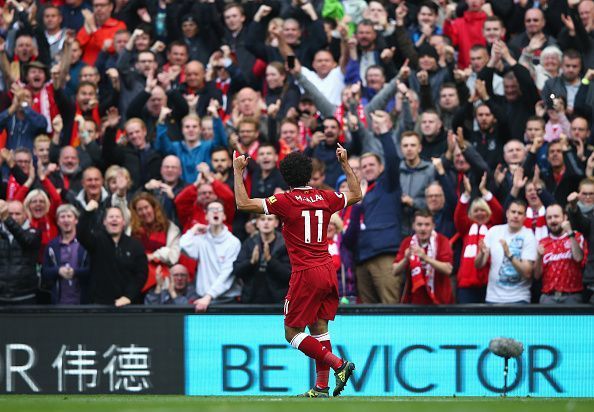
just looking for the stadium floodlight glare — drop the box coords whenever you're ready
[489,337,524,397]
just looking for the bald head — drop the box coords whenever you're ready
[185,61,205,89]
[237,87,259,117]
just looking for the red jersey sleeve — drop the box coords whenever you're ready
[263,193,291,218]
[322,190,348,214]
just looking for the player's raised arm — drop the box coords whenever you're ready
[233,152,265,214]
[336,143,362,206]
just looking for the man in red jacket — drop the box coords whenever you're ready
[444,0,489,69]
[393,210,454,304]
[76,0,126,65]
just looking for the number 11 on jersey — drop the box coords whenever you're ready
[302,210,323,243]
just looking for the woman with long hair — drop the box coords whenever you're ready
[130,192,181,293]
[264,61,301,120]
[454,174,503,303]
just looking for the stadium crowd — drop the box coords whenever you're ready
[0,0,593,309]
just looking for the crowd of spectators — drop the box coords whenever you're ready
[0,0,593,310]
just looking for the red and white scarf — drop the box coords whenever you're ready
[409,231,438,302]
[525,206,548,241]
[459,223,489,286]
[70,104,101,147]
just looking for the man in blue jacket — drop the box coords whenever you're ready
[347,111,403,303]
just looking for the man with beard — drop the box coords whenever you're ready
[535,204,586,304]
[541,49,583,113]
[463,97,509,171]
[304,117,350,187]
[524,137,583,205]
[48,146,84,194]
[250,143,287,198]
[180,200,241,312]
[210,147,234,189]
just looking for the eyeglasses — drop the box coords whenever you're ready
[580,192,594,198]
[207,207,224,212]
[93,3,111,8]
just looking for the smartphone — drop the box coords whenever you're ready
[287,55,296,70]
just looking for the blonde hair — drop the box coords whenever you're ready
[24,189,50,218]
[124,117,146,131]
[34,134,51,147]
[329,213,344,233]
[104,165,132,191]
[469,197,492,219]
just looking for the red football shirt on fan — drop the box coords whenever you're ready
[263,187,348,271]
[539,232,587,294]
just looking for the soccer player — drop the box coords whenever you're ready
[233,145,362,397]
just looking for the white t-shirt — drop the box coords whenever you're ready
[301,66,345,106]
[485,224,537,303]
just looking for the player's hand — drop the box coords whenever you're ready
[336,142,348,166]
[194,295,212,312]
[232,151,250,172]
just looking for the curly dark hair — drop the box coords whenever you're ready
[279,152,312,188]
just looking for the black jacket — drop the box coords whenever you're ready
[0,218,41,300]
[102,126,162,191]
[77,209,148,305]
[233,232,291,304]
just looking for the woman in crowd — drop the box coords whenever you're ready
[454,174,503,303]
[130,192,181,293]
[264,61,301,120]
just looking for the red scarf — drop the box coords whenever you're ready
[458,223,489,287]
[408,232,438,302]
[70,104,101,147]
[137,230,169,293]
[31,83,58,133]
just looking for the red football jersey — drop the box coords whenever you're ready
[540,232,587,293]
[263,187,348,271]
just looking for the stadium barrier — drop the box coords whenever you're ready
[1,305,593,397]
